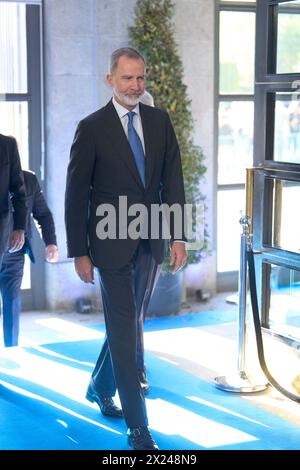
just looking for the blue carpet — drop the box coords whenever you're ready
[0,311,299,450]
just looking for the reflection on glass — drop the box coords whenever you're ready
[277,1,300,74]
[270,178,300,254]
[0,2,27,93]
[274,94,300,164]
[217,189,244,272]
[218,101,253,185]
[0,102,29,169]
[219,11,255,94]
[269,264,300,339]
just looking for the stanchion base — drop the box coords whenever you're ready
[214,372,268,393]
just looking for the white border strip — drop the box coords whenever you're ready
[0,0,42,5]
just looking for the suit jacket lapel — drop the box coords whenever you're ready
[140,104,155,190]
[103,100,144,189]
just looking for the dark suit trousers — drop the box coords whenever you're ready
[0,251,24,347]
[92,239,160,428]
[135,251,162,372]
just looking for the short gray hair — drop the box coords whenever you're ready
[110,47,145,73]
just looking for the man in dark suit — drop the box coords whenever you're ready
[0,170,58,347]
[0,134,27,270]
[65,48,187,450]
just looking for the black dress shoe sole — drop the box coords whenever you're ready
[86,391,123,418]
[127,435,158,450]
[101,408,123,418]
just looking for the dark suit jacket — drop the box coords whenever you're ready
[21,170,57,262]
[0,134,27,254]
[65,100,186,268]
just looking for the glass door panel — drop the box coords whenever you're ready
[269,263,300,339]
[0,101,29,169]
[218,101,254,184]
[254,0,300,343]
[277,1,300,74]
[267,178,300,253]
[217,4,256,285]
[0,2,27,93]
[274,93,300,164]
[219,11,255,95]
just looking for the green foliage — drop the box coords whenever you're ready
[129,0,208,270]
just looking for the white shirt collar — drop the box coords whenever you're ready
[112,96,140,119]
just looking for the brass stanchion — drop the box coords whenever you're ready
[214,168,267,392]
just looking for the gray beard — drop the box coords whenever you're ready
[113,88,144,107]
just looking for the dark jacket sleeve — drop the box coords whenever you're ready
[31,175,57,246]
[9,138,27,230]
[161,111,187,242]
[65,119,96,258]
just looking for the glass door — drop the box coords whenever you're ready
[253,0,300,343]
[217,1,256,291]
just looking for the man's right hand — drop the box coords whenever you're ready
[75,256,94,284]
[8,229,25,253]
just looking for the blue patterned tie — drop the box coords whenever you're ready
[127,111,145,187]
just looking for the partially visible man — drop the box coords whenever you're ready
[0,170,58,347]
[0,134,27,270]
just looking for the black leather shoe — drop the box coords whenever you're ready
[86,381,123,418]
[127,426,159,450]
[138,369,150,395]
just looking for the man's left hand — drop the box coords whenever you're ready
[8,229,25,253]
[169,241,188,274]
[45,244,59,263]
